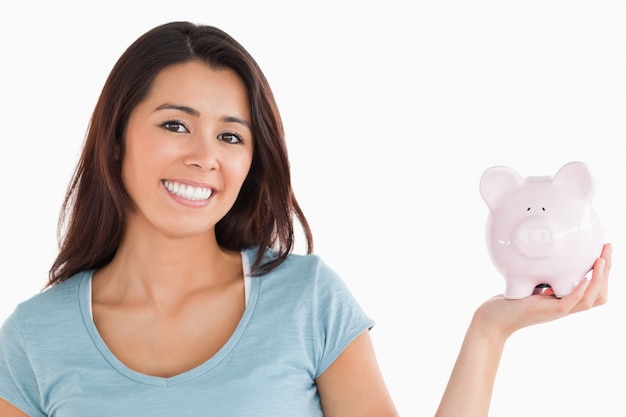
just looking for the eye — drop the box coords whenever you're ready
[217,132,244,144]
[161,120,189,133]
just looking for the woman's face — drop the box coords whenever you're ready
[121,61,254,239]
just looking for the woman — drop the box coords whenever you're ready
[0,21,612,417]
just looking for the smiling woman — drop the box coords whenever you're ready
[120,62,254,238]
[0,21,397,417]
[0,20,613,417]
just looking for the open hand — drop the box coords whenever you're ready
[473,243,612,340]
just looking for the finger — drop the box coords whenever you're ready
[585,256,606,306]
[591,243,612,304]
[565,254,607,314]
[587,243,612,299]
[601,243,613,274]
[557,277,591,315]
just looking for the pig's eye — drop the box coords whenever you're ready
[527,207,531,211]
[542,207,546,211]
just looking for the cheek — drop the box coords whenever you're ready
[240,153,254,181]
[225,153,253,188]
[121,143,165,193]
[120,153,146,198]
[123,132,177,178]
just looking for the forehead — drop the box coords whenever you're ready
[143,61,251,118]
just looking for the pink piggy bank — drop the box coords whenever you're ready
[479,161,604,299]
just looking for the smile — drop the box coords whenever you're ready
[163,180,213,201]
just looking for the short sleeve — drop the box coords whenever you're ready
[312,259,375,378]
[0,308,47,417]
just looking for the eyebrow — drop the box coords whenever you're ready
[154,103,251,129]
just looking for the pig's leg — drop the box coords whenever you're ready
[504,275,537,299]
[551,279,581,299]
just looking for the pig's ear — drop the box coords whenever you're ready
[479,166,523,208]
[554,161,595,199]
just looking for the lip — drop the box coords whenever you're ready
[161,179,216,207]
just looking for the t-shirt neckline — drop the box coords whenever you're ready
[78,249,258,387]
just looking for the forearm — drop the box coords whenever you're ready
[434,314,507,417]
[434,244,611,417]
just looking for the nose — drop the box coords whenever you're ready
[514,218,556,258]
[183,133,219,171]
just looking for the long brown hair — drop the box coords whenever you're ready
[48,21,313,286]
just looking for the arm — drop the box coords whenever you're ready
[435,243,612,417]
[0,399,29,417]
[316,330,399,417]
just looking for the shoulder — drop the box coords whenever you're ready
[14,272,88,318]
[2,271,91,341]
[245,250,376,378]
[245,247,342,289]
[0,272,93,417]
[244,248,365,317]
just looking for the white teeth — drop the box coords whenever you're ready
[163,180,213,201]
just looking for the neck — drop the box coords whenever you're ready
[92,219,243,307]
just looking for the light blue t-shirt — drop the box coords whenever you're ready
[0,248,374,417]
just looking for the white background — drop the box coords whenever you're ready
[1,1,624,416]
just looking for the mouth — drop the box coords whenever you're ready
[162,180,214,201]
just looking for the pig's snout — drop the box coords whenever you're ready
[514,218,555,258]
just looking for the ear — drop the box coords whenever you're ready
[553,161,595,199]
[479,165,523,208]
